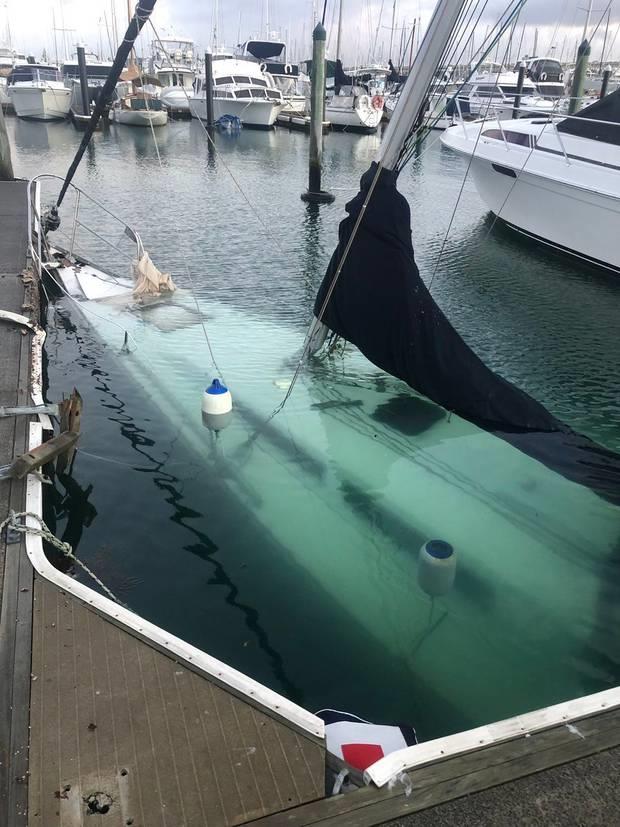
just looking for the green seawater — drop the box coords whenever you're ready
[8,115,620,741]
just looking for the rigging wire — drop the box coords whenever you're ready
[132,39,227,382]
[148,18,288,257]
[426,5,528,292]
[267,0,532,419]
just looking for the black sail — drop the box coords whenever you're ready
[314,163,620,503]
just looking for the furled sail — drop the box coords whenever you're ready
[312,0,620,502]
[313,164,620,501]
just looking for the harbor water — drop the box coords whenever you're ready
[8,116,620,742]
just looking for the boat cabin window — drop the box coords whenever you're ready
[8,65,60,84]
[252,77,268,87]
[499,84,537,97]
[482,128,533,147]
[215,76,234,85]
[234,76,252,85]
[266,89,281,100]
[474,84,502,98]
[459,83,473,95]
[236,89,251,98]
[532,60,563,78]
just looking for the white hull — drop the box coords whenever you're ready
[9,85,71,120]
[191,96,281,128]
[160,87,191,113]
[469,157,620,270]
[326,95,383,132]
[442,122,620,272]
[110,108,168,127]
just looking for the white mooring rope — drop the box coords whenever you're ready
[0,509,124,606]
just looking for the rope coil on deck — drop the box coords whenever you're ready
[0,510,124,606]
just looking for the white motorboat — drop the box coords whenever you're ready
[150,37,196,116]
[0,46,28,109]
[109,92,168,127]
[450,69,556,121]
[440,90,620,272]
[523,56,566,99]
[190,55,283,128]
[240,38,309,118]
[7,63,71,120]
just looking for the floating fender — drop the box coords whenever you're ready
[202,378,233,431]
[417,540,456,597]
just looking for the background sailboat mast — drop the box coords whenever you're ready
[582,0,593,42]
[336,0,343,62]
[388,0,396,59]
[377,0,467,171]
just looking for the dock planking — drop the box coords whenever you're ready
[28,579,325,827]
[0,178,35,827]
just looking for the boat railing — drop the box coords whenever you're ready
[27,174,145,281]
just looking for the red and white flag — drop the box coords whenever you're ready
[316,708,417,771]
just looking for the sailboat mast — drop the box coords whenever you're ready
[582,0,593,42]
[388,0,396,59]
[600,8,610,72]
[377,0,467,171]
[336,0,343,63]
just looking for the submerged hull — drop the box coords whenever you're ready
[46,252,620,735]
[9,86,71,120]
[190,95,281,128]
[110,108,168,127]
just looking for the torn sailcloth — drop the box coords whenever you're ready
[132,251,176,298]
[313,163,620,503]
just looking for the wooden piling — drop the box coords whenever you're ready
[301,23,334,204]
[600,65,612,99]
[204,50,215,126]
[569,40,591,115]
[512,61,526,119]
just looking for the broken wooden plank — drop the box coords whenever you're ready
[0,405,59,419]
[9,431,80,480]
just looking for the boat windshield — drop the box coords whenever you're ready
[499,84,537,96]
[8,65,60,84]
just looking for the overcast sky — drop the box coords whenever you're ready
[3,0,620,66]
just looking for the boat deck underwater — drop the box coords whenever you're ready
[2,177,620,825]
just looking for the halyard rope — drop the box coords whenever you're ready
[1,510,124,606]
